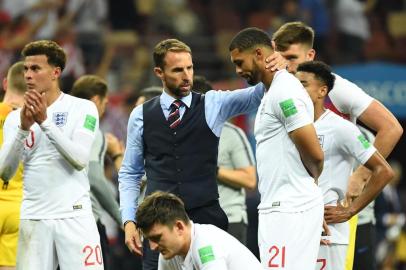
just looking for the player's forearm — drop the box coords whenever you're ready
[40,118,93,170]
[348,160,394,217]
[373,123,403,158]
[217,166,256,190]
[118,166,143,224]
[0,129,27,180]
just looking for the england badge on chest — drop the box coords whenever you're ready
[53,112,68,127]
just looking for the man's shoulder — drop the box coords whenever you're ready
[271,70,306,96]
[0,103,12,117]
[222,122,243,134]
[322,110,361,138]
[63,93,94,107]
[320,110,353,129]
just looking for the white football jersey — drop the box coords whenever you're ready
[326,73,374,123]
[255,70,322,213]
[315,110,376,243]
[158,223,263,270]
[2,93,98,219]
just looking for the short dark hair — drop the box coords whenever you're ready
[7,61,26,95]
[136,191,190,233]
[139,86,162,102]
[229,27,273,52]
[193,75,212,94]
[71,75,108,100]
[272,22,314,51]
[153,39,192,69]
[297,61,335,93]
[21,40,66,71]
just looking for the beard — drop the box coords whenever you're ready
[245,70,260,86]
[165,82,192,98]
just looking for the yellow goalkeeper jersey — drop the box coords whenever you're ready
[0,102,23,201]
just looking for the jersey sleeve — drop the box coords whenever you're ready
[39,100,99,170]
[194,244,228,270]
[273,89,313,133]
[330,74,374,118]
[0,110,28,181]
[336,121,376,165]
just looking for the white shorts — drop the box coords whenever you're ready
[258,203,323,270]
[316,244,347,270]
[17,215,104,270]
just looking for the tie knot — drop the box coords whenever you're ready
[171,100,183,109]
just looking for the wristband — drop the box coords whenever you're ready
[124,220,136,227]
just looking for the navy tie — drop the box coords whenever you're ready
[168,100,183,129]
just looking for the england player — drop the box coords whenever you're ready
[270,22,403,270]
[295,61,394,270]
[0,40,103,270]
[136,191,264,270]
[0,61,26,270]
[229,27,324,269]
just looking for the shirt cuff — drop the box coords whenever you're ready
[16,128,30,140]
[121,207,137,225]
[39,117,52,130]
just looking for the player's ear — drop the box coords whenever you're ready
[255,48,266,62]
[319,85,328,98]
[154,67,163,79]
[174,220,186,235]
[307,49,316,61]
[53,67,61,80]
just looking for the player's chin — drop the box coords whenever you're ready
[246,77,257,86]
[161,250,175,260]
[179,86,191,96]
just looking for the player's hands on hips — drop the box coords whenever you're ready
[124,221,143,256]
[24,90,47,124]
[324,204,352,224]
[320,219,331,245]
[265,41,288,71]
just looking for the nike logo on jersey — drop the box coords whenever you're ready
[318,135,325,148]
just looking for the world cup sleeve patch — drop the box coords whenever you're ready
[357,134,371,149]
[198,246,215,264]
[84,115,96,132]
[279,99,298,117]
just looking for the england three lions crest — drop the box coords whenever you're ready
[53,112,68,127]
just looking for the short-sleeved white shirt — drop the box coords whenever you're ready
[315,110,376,243]
[158,223,263,270]
[3,93,98,219]
[326,74,374,124]
[255,70,322,213]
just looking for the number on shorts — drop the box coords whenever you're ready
[25,130,35,148]
[268,245,285,268]
[317,258,326,270]
[83,245,103,267]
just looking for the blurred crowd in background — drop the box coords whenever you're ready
[1,0,406,269]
